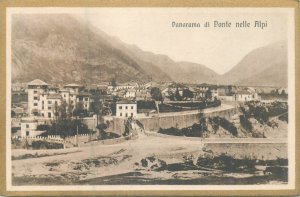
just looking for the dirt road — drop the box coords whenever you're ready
[11,133,287,185]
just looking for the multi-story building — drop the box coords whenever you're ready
[124,89,136,98]
[116,101,137,118]
[27,79,49,116]
[20,119,46,137]
[76,92,91,110]
[39,93,62,118]
[236,89,259,102]
[197,84,219,99]
[108,82,139,92]
[27,79,90,118]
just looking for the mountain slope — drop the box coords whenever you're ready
[93,30,220,84]
[11,14,287,87]
[221,41,287,87]
[12,14,171,84]
[118,44,220,84]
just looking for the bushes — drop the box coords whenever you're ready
[31,140,64,149]
[158,127,183,136]
[158,100,221,113]
[239,115,252,131]
[218,117,238,137]
[196,154,257,173]
[243,101,288,124]
[278,113,288,122]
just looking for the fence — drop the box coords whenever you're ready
[78,132,138,147]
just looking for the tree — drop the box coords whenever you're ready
[182,89,194,100]
[175,87,182,101]
[67,103,74,118]
[97,123,108,139]
[150,87,163,102]
[58,101,68,119]
[205,89,212,101]
[48,118,90,138]
[54,102,59,121]
[123,119,132,136]
[73,101,86,117]
[90,88,102,126]
[11,110,16,117]
[111,77,117,87]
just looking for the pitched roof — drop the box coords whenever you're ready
[27,79,48,86]
[237,90,251,95]
[117,100,136,104]
[65,83,80,87]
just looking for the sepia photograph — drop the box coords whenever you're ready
[5,7,296,192]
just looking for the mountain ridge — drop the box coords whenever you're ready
[11,14,287,87]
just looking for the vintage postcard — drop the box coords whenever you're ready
[0,1,299,196]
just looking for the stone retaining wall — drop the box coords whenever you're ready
[138,107,237,132]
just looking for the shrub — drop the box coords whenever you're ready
[239,115,252,131]
[158,127,183,136]
[218,117,238,137]
[31,140,63,149]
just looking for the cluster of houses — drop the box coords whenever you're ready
[12,79,266,138]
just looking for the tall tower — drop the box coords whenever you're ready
[27,79,48,116]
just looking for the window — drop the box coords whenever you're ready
[48,101,52,104]
[131,113,133,117]
[34,103,38,106]
[34,90,37,94]
[120,113,122,116]
[119,106,122,110]
[55,101,57,105]
[26,131,29,136]
[34,96,38,100]
[125,106,128,109]
[85,104,87,108]
[64,94,66,97]
[42,113,44,117]
[48,107,51,110]
[125,113,128,117]
[131,106,134,109]
[48,112,51,118]
[42,106,44,110]
[26,124,29,128]
[85,98,88,101]
[42,101,44,104]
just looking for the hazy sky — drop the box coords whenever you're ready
[83,8,289,74]
[9,8,290,74]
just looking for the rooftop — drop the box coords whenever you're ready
[27,79,48,86]
[237,90,252,95]
[65,83,80,88]
[117,100,136,104]
[47,94,62,99]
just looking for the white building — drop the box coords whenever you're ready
[197,84,219,99]
[26,79,90,118]
[236,90,259,102]
[108,82,139,92]
[27,79,49,116]
[124,89,136,98]
[116,101,137,118]
[20,119,45,137]
[40,93,62,118]
[76,92,91,110]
